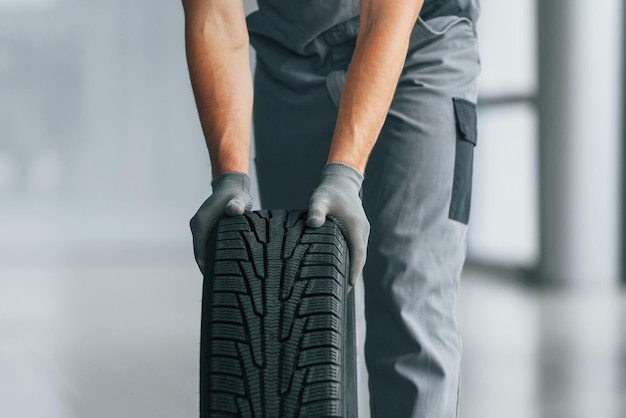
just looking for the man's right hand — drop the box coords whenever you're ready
[190,171,253,275]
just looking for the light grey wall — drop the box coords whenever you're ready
[0,0,260,262]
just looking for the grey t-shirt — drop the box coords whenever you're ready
[247,0,480,54]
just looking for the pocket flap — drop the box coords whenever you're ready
[453,98,477,145]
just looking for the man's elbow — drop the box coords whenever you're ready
[183,1,249,51]
[360,0,424,36]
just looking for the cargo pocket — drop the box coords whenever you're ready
[449,98,477,225]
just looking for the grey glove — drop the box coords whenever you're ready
[190,171,252,275]
[307,162,370,286]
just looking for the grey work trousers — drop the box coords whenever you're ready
[251,14,480,418]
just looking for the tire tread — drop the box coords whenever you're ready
[200,209,356,417]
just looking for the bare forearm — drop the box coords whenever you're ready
[183,0,252,178]
[328,1,424,174]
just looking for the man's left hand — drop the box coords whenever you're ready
[307,162,370,286]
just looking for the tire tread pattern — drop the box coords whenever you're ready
[200,210,355,418]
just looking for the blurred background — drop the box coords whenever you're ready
[1,0,624,417]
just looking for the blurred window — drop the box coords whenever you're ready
[468,0,539,268]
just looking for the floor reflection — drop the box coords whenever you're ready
[1,257,624,418]
[458,267,626,418]
[536,288,623,418]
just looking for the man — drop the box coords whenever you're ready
[182,0,480,416]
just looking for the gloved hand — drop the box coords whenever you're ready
[190,171,252,275]
[307,162,370,286]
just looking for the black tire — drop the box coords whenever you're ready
[200,209,357,418]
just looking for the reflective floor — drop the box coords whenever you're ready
[1,255,624,418]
